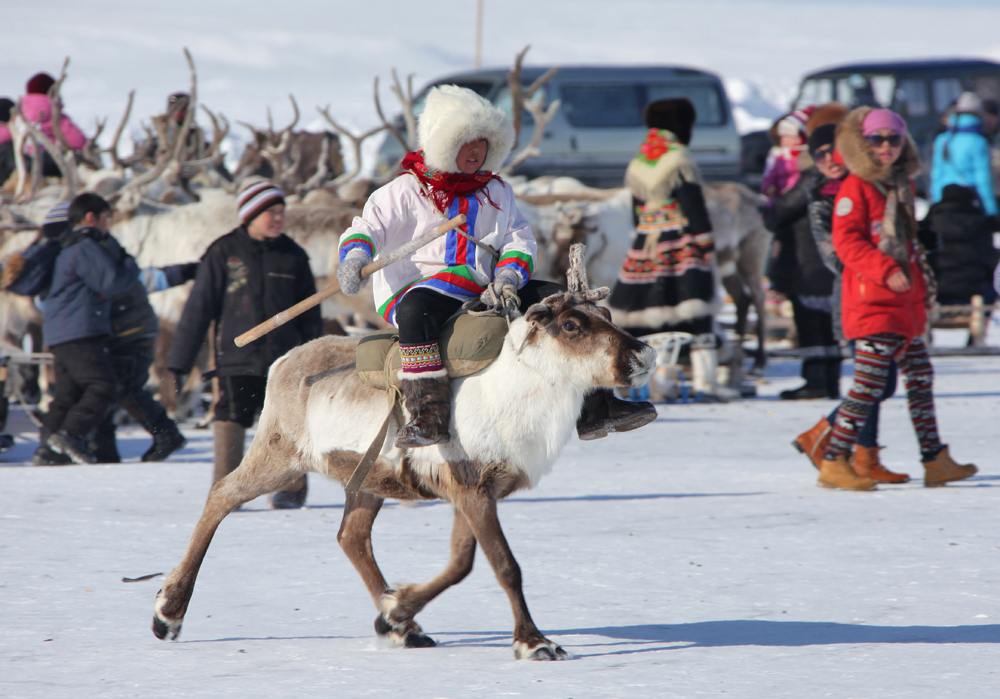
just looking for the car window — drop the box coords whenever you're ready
[797,79,834,108]
[835,74,895,109]
[971,75,1000,101]
[559,82,726,128]
[492,85,543,125]
[932,78,963,114]
[647,83,725,125]
[560,84,645,127]
[894,79,929,118]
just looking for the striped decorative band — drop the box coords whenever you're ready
[399,341,444,374]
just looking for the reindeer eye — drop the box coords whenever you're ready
[562,320,580,333]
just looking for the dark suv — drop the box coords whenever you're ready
[743,58,1000,192]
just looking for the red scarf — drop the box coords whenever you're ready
[399,150,503,213]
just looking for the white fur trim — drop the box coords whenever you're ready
[418,85,515,174]
[397,368,449,381]
[610,298,719,329]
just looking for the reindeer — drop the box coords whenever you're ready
[151,258,656,660]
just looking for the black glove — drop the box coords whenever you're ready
[179,262,199,282]
[162,263,200,287]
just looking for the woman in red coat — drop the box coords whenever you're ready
[817,107,977,490]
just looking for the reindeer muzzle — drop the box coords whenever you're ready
[627,343,657,388]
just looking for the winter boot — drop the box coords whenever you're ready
[852,445,909,483]
[395,373,451,449]
[270,474,308,510]
[691,334,725,402]
[825,356,843,399]
[48,430,98,465]
[780,359,828,400]
[577,389,658,441]
[922,446,977,487]
[142,421,187,462]
[817,455,877,491]
[91,421,121,464]
[213,420,246,484]
[792,416,833,470]
[33,426,72,466]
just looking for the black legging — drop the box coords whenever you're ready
[394,279,566,345]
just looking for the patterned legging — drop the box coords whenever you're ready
[824,334,942,462]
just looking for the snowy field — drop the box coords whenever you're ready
[2,354,999,699]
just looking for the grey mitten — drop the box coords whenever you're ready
[480,268,521,312]
[337,248,372,296]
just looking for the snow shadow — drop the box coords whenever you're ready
[504,492,766,504]
[553,620,1000,655]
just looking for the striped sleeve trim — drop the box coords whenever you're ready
[495,250,534,286]
[339,233,375,261]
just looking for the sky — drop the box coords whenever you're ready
[4,0,1000,150]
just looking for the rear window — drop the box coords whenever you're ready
[559,82,726,128]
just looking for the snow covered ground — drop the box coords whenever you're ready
[2,354,999,698]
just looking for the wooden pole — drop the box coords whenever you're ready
[474,0,483,70]
[234,214,467,347]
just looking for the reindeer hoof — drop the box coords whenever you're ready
[152,588,182,640]
[403,631,437,648]
[374,612,393,636]
[514,640,568,661]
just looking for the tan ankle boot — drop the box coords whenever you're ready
[852,445,909,483]
[793,416,833,470]
[923,446,977,487]
[817,455,877,491]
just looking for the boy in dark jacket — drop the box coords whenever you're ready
[168,181,322,507]
[43,193,140,464]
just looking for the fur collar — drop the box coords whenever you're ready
[624,133,702,204]
[417,85,515,174]
[836,107,920,183]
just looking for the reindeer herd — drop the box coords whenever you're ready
[0,48,774,660]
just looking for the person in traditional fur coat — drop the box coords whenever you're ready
[337,85,655,446]
[607,98,722,399]
[815,107,977,490]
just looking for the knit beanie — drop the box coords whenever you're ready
[643,98,696,145]
[26,73,55,95]
[776,106,816,139]
[807,123,837,157]
[237,182,285,225]
[42,200,71,239]
[861,109,906,136]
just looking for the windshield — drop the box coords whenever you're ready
[796,74,896,110]
[559,82,726,128]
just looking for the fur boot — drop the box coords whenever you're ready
[213,420,245,484]
[852,445,909,483]
[923,446,977,487]
[690,334,723,401]
[395,372,451,449]
[577,389,657,441]
[271,473,308,509]
[817,455,877,491]
[792,415,833,470]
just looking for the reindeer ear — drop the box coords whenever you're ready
[523,302,554,328]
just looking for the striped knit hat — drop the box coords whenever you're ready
[41,200,71,239]
[237,182,285,225]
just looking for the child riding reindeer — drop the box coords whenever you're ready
[337,85,655,445]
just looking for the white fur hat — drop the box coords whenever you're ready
[417,85,515,174]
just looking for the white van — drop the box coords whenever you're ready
[374,65,742,188]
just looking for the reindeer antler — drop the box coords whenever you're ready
[566,243,610,302]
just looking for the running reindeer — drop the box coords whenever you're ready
[151,248,656,660]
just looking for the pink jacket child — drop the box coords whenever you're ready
[20,73,86,151]
[761,107,815,200]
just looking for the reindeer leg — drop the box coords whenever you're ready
[454,489,568,661]
[152,435,298,640]
[376,508,478,649]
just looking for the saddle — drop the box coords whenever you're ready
[356,311,510,390]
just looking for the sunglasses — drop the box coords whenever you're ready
[867,133,903,147]
[813,146,835,159]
